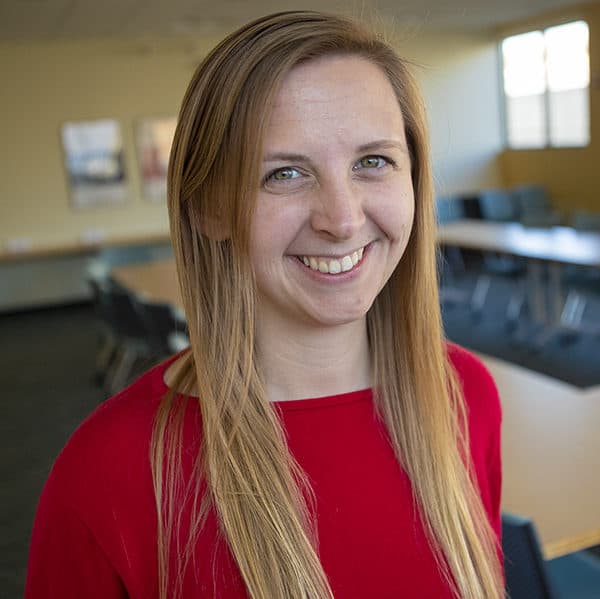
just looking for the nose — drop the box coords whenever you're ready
[310,177,366,240]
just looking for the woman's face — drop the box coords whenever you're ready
[250,55,415,333]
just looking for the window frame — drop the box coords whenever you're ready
[499,19,590,151]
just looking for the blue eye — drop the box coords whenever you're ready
[267,167,301,182]
[354,155,390,170]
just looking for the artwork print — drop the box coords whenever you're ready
[61,119,128,208]
[136,117,176,202]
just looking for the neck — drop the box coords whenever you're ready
[256,314,371,402]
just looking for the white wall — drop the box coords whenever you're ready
[402,30,504,197]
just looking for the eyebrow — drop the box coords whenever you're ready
[357,139,409,154]
[262,139,409,163]
[263,152,312,163]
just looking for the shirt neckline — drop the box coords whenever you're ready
[153,352,373,412]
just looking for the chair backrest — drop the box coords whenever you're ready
[514,185,550,217]
[102,283,150,340]
[502,512,558,599]
[435,197,465,224]
[460,194,484,219]
[571,210,600,231]
[478,190,520,222]
[88,274,117,324]
[135,297,189,355]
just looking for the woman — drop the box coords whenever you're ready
[26,10,504,599]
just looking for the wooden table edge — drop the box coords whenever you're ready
[543,528,600,559]
[0,231,170,263]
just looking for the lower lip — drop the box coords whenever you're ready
[291,243,373,282]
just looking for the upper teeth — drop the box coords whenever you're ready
[300,247,364,274]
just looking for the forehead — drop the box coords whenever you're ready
[265,55,406,148]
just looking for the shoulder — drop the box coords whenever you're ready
[446,343,500,408]
[446,342,494,387]
[43,356,178,514]
[28,358,181,597]
[28,354,203,592]
[445,342,502,437]
[64,356,170,459]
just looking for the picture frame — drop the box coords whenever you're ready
[61,119,128,209]
[135,116,176,202]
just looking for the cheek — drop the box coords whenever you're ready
[250,198,305,256]
[249,203,280,258]
[378,190,415,243]
[249,218,293,278]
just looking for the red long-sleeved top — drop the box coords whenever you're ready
[26,343,502,598]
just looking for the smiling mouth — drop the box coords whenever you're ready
[296,246,366,275]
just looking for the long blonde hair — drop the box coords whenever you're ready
[152,10,503,599]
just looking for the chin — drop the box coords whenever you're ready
[305,304,372,328]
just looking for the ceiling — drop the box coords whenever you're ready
[0,0,591,42]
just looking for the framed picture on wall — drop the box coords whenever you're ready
[135,116,176,202]
[61,119,128,209]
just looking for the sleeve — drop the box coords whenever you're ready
[486,394,503,544]
[25,491,127,599]
[447,343,503,541]
[470,352,503,544]
[484,381,504,580]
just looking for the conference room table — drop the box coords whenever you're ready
[111,250,600,559]
[439,220,600,267]
[112,257,182,306]
[438,219,600,327]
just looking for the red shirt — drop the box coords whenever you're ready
[26,343,502,598]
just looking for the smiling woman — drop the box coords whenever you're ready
[26,11,505,599]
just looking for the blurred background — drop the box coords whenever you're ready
[1,1,599,598]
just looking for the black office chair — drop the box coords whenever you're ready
[502,512,600,599]
[134,297,190,358]
[548,550,600,599]
[459,194,483,220]
[557,211,600,337]
[436,197,471,307]
[87,274,120,386]
[571,210,600,232]
[513,185,562,228]
[502,512,558,599]
[478,189,521,223]
[436,196,465,223]
[472,191,527,324]
[99,282,155,394]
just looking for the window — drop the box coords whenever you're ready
[501,20,590,149]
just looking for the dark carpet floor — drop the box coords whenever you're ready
[2,292,599,598]
[1,305,107,599]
